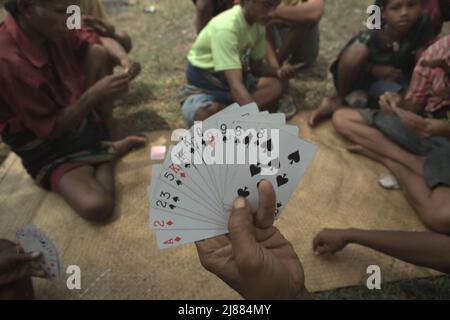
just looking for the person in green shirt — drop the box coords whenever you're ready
[181,0,301,126]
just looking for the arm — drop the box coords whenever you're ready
[50,73,130,139]
[272,0,325,25]
[223,69,255,106]
[99,37,141,79]
[314,229,450,274]
[99,36,128,66]
[195,0,214,34]
[265,32,280,69]
[250,59,279,78]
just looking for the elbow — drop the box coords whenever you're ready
[304,2,325,24]
[311,10,324,24]
[307,6,325,24]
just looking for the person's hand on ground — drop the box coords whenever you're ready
[313,229,351,255]
[120,58,141,81]
[0,248,46,287]
[379,92,402,114]
[371,65,404,82]
[196,180,309,300]
[82,16,115,38]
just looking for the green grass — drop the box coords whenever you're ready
[1,0,449,299]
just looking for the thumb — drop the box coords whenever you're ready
[228,197,258,263]
[314,244,330,256]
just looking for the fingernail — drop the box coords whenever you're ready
[30,252,40,258]
[233,197,247,209]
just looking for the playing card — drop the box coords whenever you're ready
[222,128,317,217]
[155,229,227,249]
[148,102,317,249]
[149,165,226,229]
[16,225,61,282]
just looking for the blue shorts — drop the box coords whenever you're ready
[181,62,259,126]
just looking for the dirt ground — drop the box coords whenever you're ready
[0,0,449,299]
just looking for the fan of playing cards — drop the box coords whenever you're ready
[148,103,317,249]
[16,225,61,282]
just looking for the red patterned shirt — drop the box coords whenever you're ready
[0,14,98,140]
[406,35,450,114]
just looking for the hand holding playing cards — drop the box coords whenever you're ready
[196,181,310,300]
[0,248,46,287]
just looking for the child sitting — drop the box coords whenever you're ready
[309,0,435,127]
[181,0,300,126]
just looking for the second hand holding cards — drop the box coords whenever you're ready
[148,103,317,249]
[16,225,61,282]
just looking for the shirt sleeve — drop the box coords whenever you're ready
[405,63,431,107]
[211,29,242,72]
[0,66,60,139]
[71,29,99,56]
[250,27,266,61]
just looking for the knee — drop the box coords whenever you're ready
[339,43,369,70]
[88,44,110,62]
[194,104,217,122]
[78,193,114,223]
[116,31,133,53]
[424,205,450,234]
[332,109,354,135]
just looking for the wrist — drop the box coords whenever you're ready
[85,85,102,105]
[344,228,361,244]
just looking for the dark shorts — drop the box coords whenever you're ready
[269,24,320,67]
[360,109,450,188]
[3,115,109,190]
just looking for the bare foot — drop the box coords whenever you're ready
[308,97,341,128]
[113,135,148,157]
[109,128,128,142]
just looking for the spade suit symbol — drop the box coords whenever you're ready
[250,164,262,177]
[238,187,250,198]
[288,151,300,165]
[276,174,289,187]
